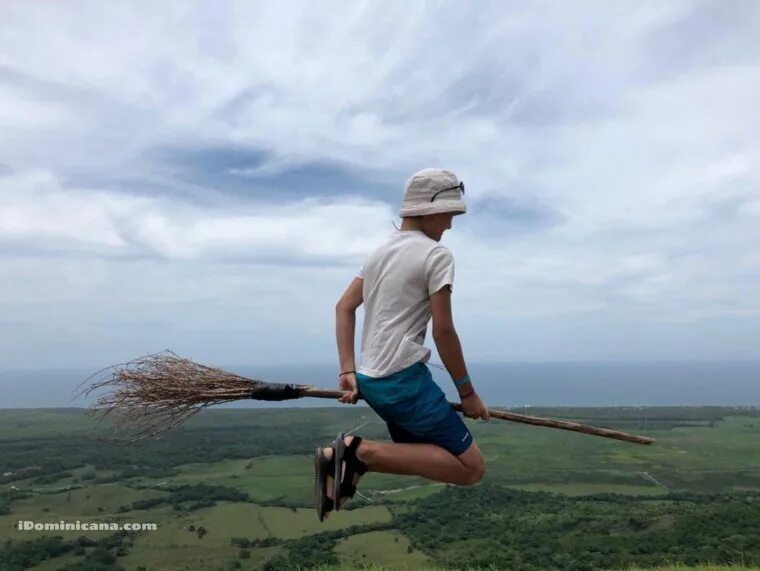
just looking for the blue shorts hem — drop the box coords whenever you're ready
[386,407,473,456]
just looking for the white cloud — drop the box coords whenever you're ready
[0,1,758,366]
[0,170,394,261]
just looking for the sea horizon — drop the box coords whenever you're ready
[0,360,758,409]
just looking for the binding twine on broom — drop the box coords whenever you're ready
[80,351,655,445]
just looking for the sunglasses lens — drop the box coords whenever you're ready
[430,182,465,202]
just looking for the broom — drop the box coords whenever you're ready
[81,351,655,445]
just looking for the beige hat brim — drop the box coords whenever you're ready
[399,200,467,217]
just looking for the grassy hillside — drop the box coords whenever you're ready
[0,406,758,570]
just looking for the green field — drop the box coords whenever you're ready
[1,406,759,570]
[335,530,432,569]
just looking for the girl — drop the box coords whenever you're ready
[315,168,490,520]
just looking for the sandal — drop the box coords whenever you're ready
[333,432,369,511]
[313,446,334,521]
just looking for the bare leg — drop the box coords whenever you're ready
[360,439,485,485]
[323,435,485,514]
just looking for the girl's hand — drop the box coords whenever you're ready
[338,372,359,404]
[461,392,490,421]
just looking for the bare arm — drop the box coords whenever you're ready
[431,286,490,420]
[430,285,470,397]
[336,277,364,376]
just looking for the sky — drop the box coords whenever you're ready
[0,1,759,371]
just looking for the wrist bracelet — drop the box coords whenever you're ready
[459,388,475,400]
[339,370,356,377]
[453,374,471,387]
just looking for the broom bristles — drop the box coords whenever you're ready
[79,351,307,441]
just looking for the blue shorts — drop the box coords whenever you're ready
[356,362,473,456]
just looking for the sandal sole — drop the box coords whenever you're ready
[314,448,324,521]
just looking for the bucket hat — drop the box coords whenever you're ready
[398,168,466,217]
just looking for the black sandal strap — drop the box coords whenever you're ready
[342,484,358,498]
[346,436,369,475]
[338,436,369,500]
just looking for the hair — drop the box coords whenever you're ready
[393,215,423,231]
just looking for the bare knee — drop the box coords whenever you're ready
[464,462,485,485]
[458,445,486,485]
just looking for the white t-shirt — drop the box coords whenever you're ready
[356,230,455,378]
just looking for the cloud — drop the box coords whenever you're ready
[0,1,758,367]
[0,170,395,262]
[155,144,398,202]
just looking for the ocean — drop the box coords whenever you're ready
[0,361,758,409]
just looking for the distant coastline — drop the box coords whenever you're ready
[1,360,759,408]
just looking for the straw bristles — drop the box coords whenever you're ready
[80,351,309,441]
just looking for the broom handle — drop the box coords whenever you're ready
[300,387,654,445]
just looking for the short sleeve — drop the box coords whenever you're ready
[425,246,454,295]
[356,264,365,279]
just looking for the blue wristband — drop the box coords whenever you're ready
[453,374,471,387]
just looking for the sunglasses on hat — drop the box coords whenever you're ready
[430,181,465,202]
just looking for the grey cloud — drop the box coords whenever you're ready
[464,195,562,239]
[156,144,398,202]
[508,87,618,128]
[640,0,760,83]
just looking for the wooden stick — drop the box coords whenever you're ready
[302,387,655,445]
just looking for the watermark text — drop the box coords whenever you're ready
[17,520,157,532]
